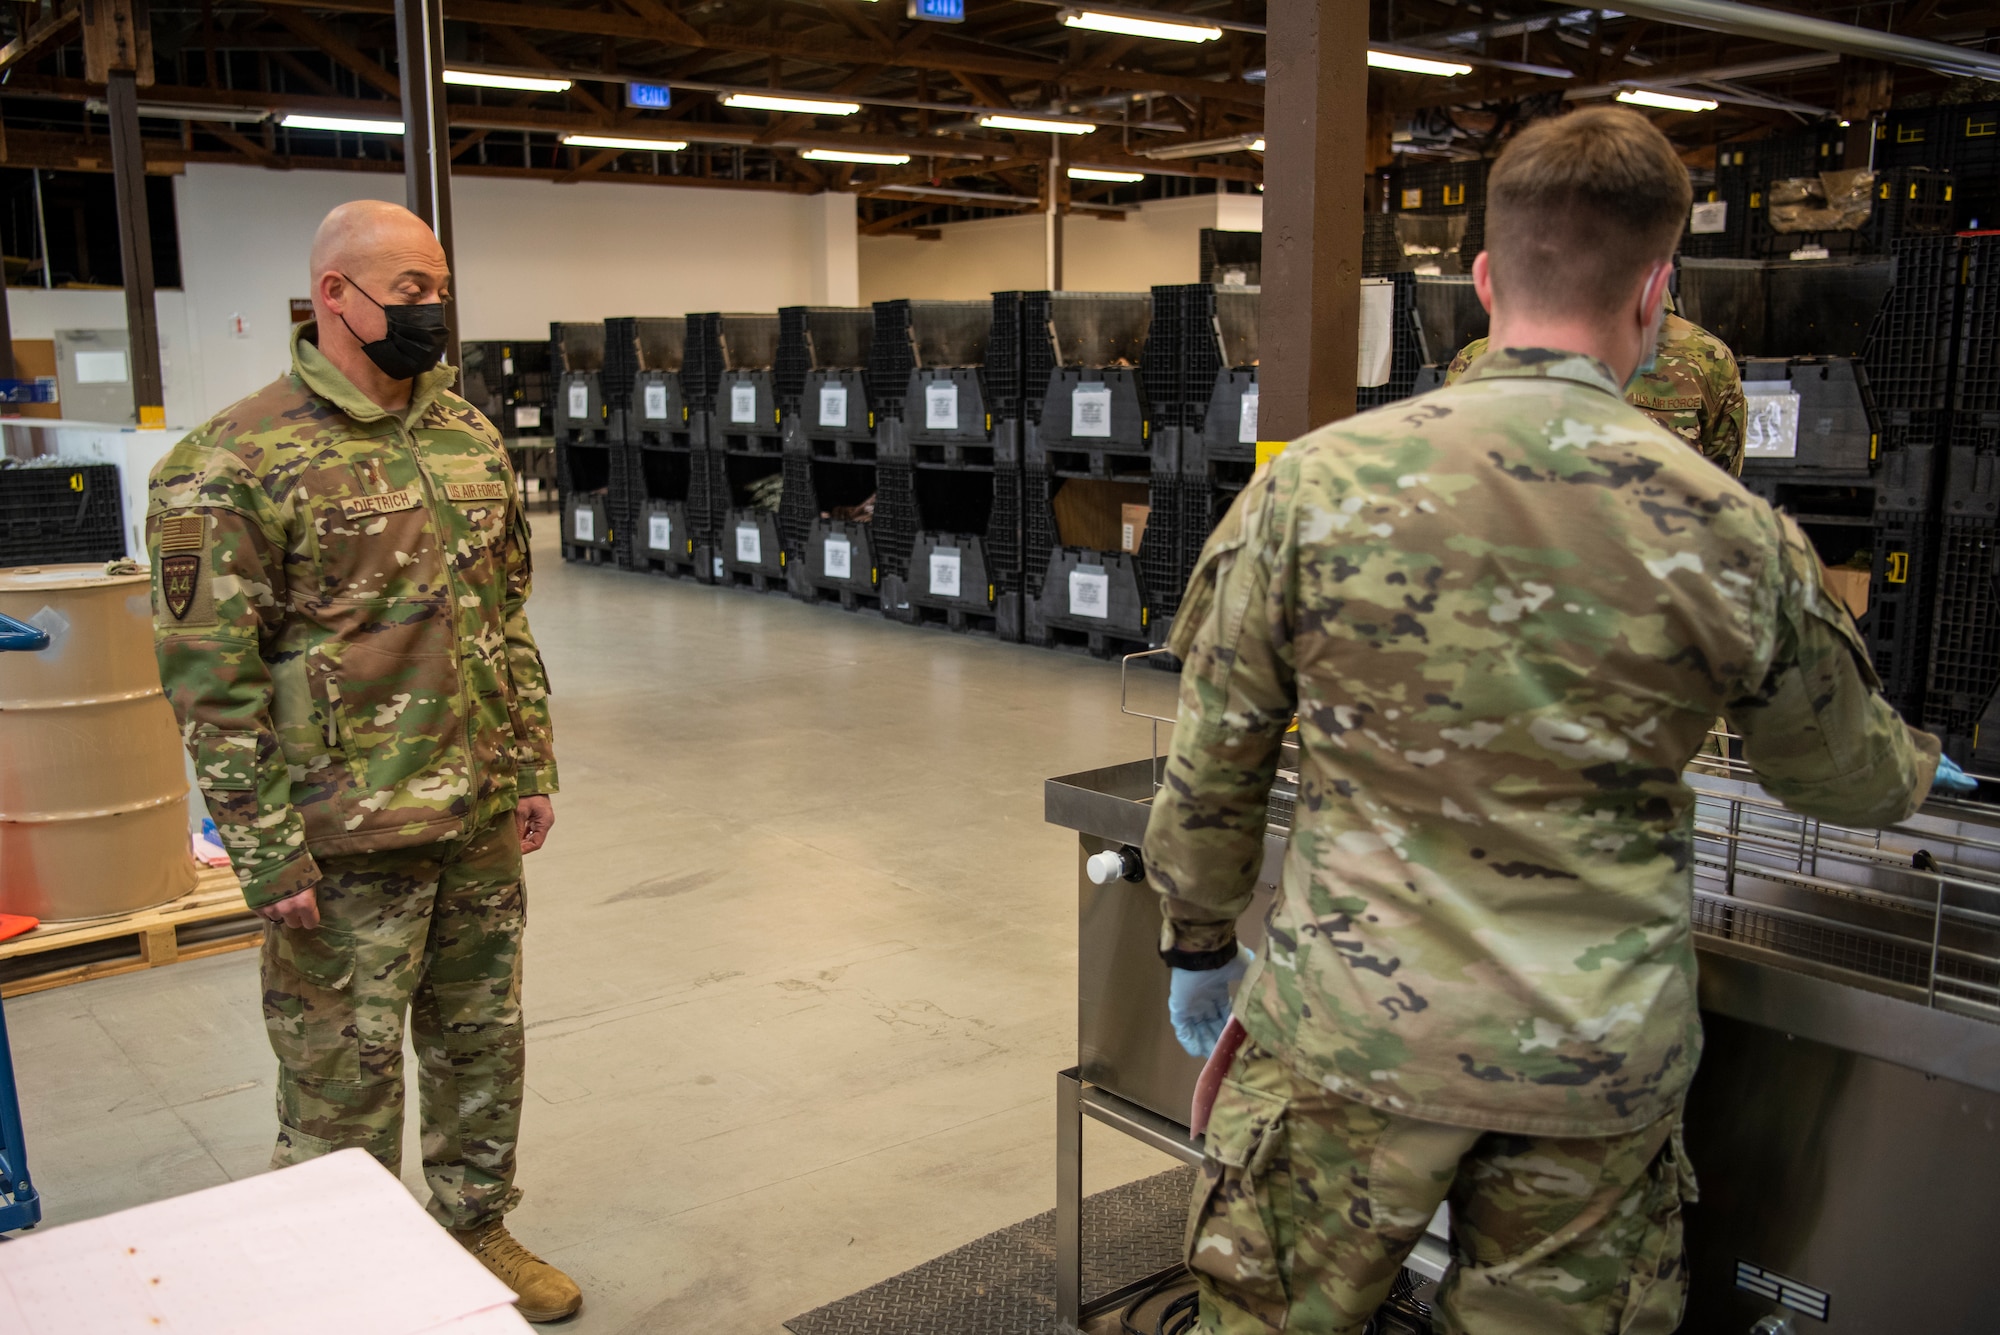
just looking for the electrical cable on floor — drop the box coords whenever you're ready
[1156,1288,1199,1334]
[1118,1269,1197,1335]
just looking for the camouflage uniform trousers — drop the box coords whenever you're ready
[262,812,526,1230]
[1187,1043,1697,1334]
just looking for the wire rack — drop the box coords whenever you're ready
[1124,665,2000,1024]
[1683,733,2000,1020]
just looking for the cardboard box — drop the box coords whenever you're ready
[1822,565,1870,620]
[1120,503,1150,554]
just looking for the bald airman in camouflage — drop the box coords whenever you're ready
[149,202,579,1321]
[1148,108,1938,1334]
[1446,308,1749,476]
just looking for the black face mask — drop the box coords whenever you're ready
[338,274,449,380]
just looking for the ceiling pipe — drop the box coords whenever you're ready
[1607,0,2000,82]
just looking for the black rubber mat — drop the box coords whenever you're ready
[784,1167,1195,1335]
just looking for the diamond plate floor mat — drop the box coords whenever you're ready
[784,1166,1195,1335]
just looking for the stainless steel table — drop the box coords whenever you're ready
[1047,751,2000,1334]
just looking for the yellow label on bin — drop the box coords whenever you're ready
[139,404,166,429]
[1255,439,1287,467]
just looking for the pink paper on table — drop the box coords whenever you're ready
[0,1149,526,1335]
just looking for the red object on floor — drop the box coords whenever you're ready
[0,914,36,944]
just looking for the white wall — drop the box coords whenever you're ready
[162,163,861,417]
[6,287,206,430]
[859,191,1263,303]
[858,212,1048,302]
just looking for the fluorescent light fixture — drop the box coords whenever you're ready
[1616,88,1719,113]
[1060,9,1222,42]
[1068,166,1144,182]
[562,133,689,151]
[280,113,405,134]
[801,147,912,164]
[979,113,1096,135]
[1138,132,1262,159]
[1367,50,1473,77]
[721,92,862,116]
[86,99,270,123]
[443,69,572,92]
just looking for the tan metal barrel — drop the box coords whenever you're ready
[0,564,197,921]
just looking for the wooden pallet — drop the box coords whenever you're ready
[0,866,260,997]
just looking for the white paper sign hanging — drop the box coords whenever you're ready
[824,534,852,579]
[567,382,589,419]
[1357,280,1396,389]
[1690,201,1729,235]
[1072,384,1113,438]
[1238,388,1260,445]
[645,384,668,419]
[649,513,673,552]
[930,547,962,598]
[820,384,849,428]
[514,406,541,429]
[1069,566,1110,619]
[730,382,758,424]
[573,506,594,542]
[735,523,762,563]
[926,380,959,430]
[1743,387,1802,459]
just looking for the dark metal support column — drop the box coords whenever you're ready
[1258,0,1368,440]
[107,70,164,427]
[396,0,458,368]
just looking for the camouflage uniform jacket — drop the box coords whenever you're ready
[149,322,557,910]
[1144,347,1937,1137]
[1446,314,1748,476]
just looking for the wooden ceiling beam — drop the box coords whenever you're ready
[0,3,77,75]
[244,0,1264,106]
[261,6,400,98]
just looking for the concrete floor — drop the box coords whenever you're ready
[9,522,1186,1332]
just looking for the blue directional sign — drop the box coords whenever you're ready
[626,81,672,110]
[909,0,964,21]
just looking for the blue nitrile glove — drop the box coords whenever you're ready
[1169,947,1253,1059]
[1937,753,1979,796]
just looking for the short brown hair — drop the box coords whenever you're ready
[1483,106,1692,320]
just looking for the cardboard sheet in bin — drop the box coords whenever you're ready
[1052,479,1149,553]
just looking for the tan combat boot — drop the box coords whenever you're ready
[452,1220,583,1323]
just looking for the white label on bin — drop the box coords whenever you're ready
[568,382,589,419]
[1238,388,1259,445]
[819,384,849,428]
[925,380,959,431]
[930,547,962,598]
[1744,387,1802,459]
[514,405,541,429]
[649,513,673,552]
[824,534,852,579]
[645,384,668,419]
[1690,200,1728,235]
[1069,566,1110,619]
[730,382,758,424]
[1072,383,1112,438]
[503,355,514,375]
[573,506,594,542]
[735,523,762,564]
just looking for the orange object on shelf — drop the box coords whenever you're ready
[0,915,38,944]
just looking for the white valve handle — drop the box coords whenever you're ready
[1086,848,1142,885]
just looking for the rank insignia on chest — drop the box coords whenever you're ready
[161,553,201,620]
[340,487,421,518]
[445,481,508,502]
